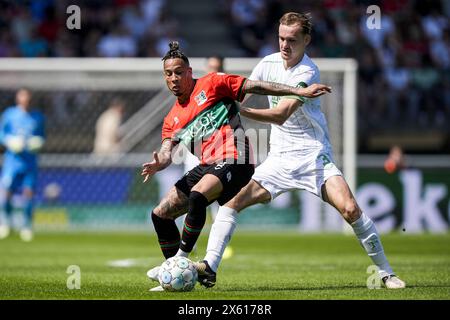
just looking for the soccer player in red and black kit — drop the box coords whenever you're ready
[142,41,330,291]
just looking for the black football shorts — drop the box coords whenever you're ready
[175,161,255,205]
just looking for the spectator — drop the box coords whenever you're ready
[0,31,17,57]
[11,7,35,43]
[360,11,396,51]
[421,8,448,40]
[430,28,450,68]
[320,32,346,57]
[93,98,125,155]
[18,28,49,57]
[97,25,137,57]
[205,55,225,73]
[384,145,406,174]
[384,54,411,124]
[122,3,152,39]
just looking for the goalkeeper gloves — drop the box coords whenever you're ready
[27,136,45,153]
[4,135,26,153]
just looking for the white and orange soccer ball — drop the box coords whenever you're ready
[158,256,198,292]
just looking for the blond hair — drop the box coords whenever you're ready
[279,12,312,35]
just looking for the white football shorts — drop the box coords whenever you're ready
[252,148,343,200]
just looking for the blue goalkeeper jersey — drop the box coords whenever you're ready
[0,106,45,172]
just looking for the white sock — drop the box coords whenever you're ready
[175,249,189,258]
[204,206,237,272]
[351,212,394,277]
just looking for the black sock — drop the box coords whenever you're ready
[180,191,209,253]
[151,211,180,259]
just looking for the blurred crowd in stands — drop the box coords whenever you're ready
[0,0,179,57]
[0,0,449,151]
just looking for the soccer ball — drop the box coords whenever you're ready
[158,256,198,292]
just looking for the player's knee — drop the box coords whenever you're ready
[153,205,171,219]
[341,201,361,223]
[256,188,271,203]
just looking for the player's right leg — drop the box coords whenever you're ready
[148,186,189,288]
[151,186,189,259]
[0,172,18,240]
[198,179,271,286]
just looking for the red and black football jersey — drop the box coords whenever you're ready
[162,72,253,165]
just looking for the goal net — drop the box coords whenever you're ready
[0,58,357,231]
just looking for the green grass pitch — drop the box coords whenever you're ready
[0,231,449,299]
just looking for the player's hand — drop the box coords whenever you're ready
[5,135,25,153]
[27,136,45,153]
[141,151,160,183]
[298,83,332,98]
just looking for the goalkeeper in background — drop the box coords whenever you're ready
[0,88,45,241]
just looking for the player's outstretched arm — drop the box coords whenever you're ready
[243,80,331,98]
[141,139,173,183]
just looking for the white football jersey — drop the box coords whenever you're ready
[249,52,332,153]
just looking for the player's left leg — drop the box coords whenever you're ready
[20,170,38,242]
[0,172,21,239]
[0,190,13,239]
[322,175,405,288]
[177,173,223,257]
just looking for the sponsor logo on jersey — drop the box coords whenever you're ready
[175,101,229,147]
[318,153,335,169]
[297,81,308,88]
[195,90,208,106]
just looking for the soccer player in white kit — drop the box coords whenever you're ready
[196,12,406,289]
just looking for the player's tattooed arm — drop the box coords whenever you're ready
[157,139,174,169]
[240,98,302,125]
[243,80,331,98]
[141,139,173,182]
